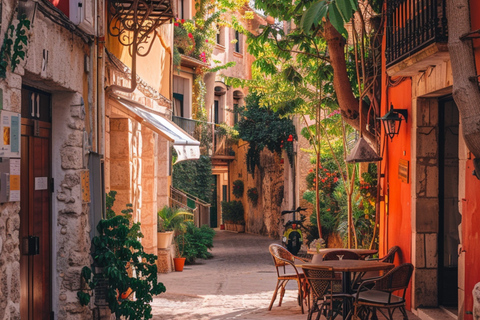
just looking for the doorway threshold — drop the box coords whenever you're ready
[415,307,457,320]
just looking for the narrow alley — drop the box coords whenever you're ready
[151,231,421,320]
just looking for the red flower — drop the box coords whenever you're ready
[174,23,179,27]
[188,33,193,39]
[334,177,338,183]
[309,169,313,173]
[313,178,316,182]
[181,19,185,23]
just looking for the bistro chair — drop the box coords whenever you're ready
[353,246,401,291]
[323,250,361,293]
[323,250,361,261]
[268,244,308,313]
[351,263,414,320]
[302,265,352,320]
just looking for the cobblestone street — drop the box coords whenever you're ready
[151,231,420,320]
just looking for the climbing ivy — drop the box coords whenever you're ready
[237,93,297,177]
[172,155,214,203]
[0,15,31,79]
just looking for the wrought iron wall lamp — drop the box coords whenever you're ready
[379,104,408,141]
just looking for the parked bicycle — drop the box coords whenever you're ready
[281,207,307,255]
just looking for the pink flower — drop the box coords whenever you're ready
[188,33,193,39]
[205,39,209,43]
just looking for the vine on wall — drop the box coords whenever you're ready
[0,15,31,78]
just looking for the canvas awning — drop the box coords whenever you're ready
[111,96,200,163]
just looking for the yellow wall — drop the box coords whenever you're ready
[107,23,173,99]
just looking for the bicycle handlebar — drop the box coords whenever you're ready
[281,207,307,215]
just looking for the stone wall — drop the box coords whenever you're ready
[229,141,284,238]
[0,3,94,318]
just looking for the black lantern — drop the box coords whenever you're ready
[379,104,408,141]
[18,0,38,23]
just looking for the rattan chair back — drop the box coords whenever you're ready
[302,266,336,300]
[323,250,361,261]
[373,263,413,296]
[380,246,400,263]
[269,243,295,268]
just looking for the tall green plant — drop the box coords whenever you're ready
[172,155,213,203]
[237,93,297,178]
[78,191,165,320]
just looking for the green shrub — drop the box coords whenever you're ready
[221,200,245,224]
[177,222,215,264]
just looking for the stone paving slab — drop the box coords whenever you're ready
[151,231,420,320]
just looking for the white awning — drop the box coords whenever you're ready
[111,96,200,163]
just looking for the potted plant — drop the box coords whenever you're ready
[78,191,165,319]
[221,200,245,232]
[170,210,194,271]
[157,206,193,249]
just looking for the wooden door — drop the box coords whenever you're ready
[20,86,52,319]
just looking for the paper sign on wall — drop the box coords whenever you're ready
[0,111,21,158]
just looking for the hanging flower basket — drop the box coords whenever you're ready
[247,187,259,206]
[232,180,244,198]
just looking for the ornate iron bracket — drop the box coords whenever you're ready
[107,0,174,93]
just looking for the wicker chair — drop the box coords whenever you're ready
[323,250,361,261]
[302,266,352,320]
[268,244,308,313]
[352,246,401,291]
[351,263,414,320]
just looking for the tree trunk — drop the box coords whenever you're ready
[324,21,375,144]
[447,0,480,165]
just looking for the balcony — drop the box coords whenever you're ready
[386,0,448,76]
[172,116,235,159]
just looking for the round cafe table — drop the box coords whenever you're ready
[307,248,378,262]
[297,259,394,319]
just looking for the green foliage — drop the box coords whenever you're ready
[0,15,31,78]
[157,206,194,232]
[236,93,297,177]
[301,0,358,37]
[78,191,165,320]
[247,187,259,205]
[232,180,244,198]
[221,200,245,224]
[177,222,215,264]
[172,155,214,203]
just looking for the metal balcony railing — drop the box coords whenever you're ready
[172,116,235,157]
[386,0,448,67]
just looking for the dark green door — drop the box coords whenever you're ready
[210,176,218,228]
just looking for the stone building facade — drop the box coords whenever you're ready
[0,0,99,319]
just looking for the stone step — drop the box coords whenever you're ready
[416,307,458,320]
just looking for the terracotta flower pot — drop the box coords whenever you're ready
[173,257,186,272]
[157,231,174,249]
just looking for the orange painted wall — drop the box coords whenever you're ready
[463,159,480,318]
[462,3,480,318]
[379,79,413,308]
